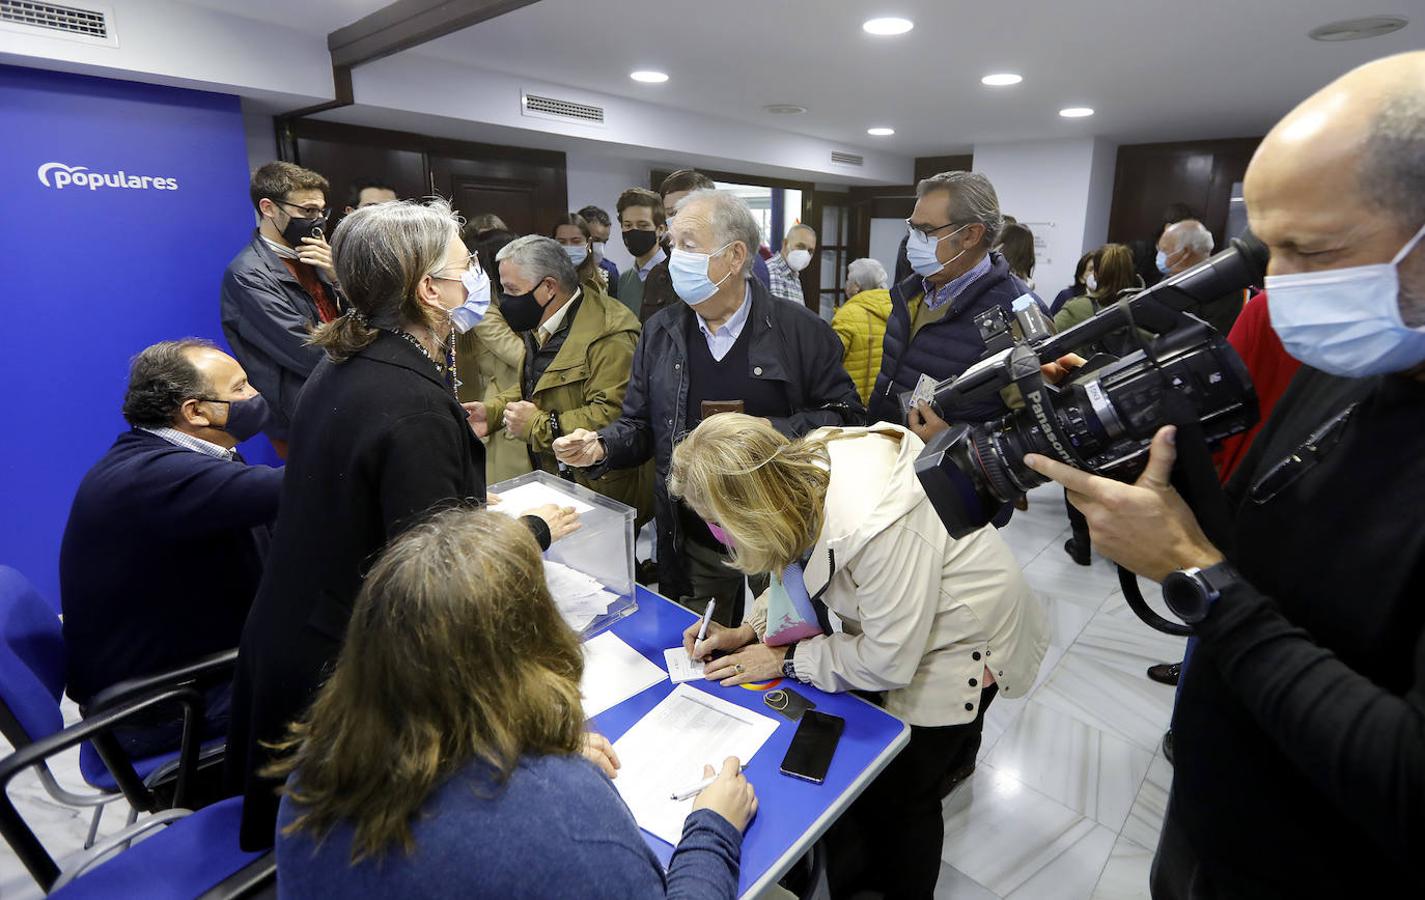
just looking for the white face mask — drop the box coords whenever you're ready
[1266,220,1425,378]
[592,240,606,258]
[669,242,735,306]
[1085,272,1099,293]
[785,248,812,272]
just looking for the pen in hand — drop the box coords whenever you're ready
[692,599,715,659]
[670,765,746,801]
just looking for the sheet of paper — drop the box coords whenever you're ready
[580,631,667,718]
[611,683,779,846]
[490,481,596,518]
[662,647,705,684]
[545,560,617,632]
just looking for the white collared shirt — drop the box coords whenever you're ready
[537,287,581,345]
[637,247,667,282]
[695,283,752,362]
[140,427,236,461]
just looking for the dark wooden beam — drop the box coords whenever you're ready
[328,0,540,69]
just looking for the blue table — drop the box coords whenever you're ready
[591,586,909,898]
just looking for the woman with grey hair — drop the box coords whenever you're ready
[226,199,578,850]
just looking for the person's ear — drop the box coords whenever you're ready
[416,272,444,309]
[181,398,214,429]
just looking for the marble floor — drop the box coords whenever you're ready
[1,485,1179,899]
[936,484,1182,900]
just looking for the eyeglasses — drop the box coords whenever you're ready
[433,252,479,280]
[274,199,330,220]
[905,218,960,239]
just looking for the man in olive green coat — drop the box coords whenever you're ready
[466,235,651,522]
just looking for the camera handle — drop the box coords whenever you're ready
[1116,390,1236,637]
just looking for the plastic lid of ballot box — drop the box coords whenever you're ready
[489,470,637,640]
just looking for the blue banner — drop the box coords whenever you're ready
[0,65,259,609]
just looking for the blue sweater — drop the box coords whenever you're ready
[59,430,282,704]
[276,754,742,899]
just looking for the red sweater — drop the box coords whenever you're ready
[1214,291,1302,483]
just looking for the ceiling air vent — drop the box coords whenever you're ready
[521,92,605,127]
[831,151,864,167]
[1,0,105,35]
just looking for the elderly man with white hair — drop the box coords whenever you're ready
[553,189,863,623]
[831,258,893,404]
[1157,218,1245,334]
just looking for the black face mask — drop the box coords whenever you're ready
[622,228,659,258]
[199,394,271,443]
[500,280,548,332]
[280,209,327,247]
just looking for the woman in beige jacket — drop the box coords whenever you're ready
[670,414,1047,899]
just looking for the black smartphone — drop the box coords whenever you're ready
[779,710,845,784]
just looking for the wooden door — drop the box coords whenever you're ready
[429,153,567,237]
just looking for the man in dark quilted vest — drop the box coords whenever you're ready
[867,171,1032,437]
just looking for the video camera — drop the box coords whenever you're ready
[915,234,1270,538]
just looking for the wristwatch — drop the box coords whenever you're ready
[781,643,800,681]
[1162,561,1240,624]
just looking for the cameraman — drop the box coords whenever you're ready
[1025,52,1425,897]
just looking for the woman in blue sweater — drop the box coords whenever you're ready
[269,507,757,898]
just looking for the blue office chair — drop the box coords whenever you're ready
[0,565,229,846]
[0,685,273,897]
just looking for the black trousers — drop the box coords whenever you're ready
[1151,798,1220,900]
[827,684,998,900]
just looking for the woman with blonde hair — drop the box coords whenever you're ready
[671,414,1046,899]
[272,508,756,898]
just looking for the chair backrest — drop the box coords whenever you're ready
[0,566,66,747]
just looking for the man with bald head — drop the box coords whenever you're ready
[1021,52,1425,897]
[1157,219,1245,334]
[767,223,817,305]
[552,190,862,622]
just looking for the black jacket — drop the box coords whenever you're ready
[60,431,281,705]
[219,234,344,441]
[596,278,863,598]
[1172,367,1425,896]
[868,252,1027,425]
[227,332,489,849]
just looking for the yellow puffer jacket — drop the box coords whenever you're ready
[831,288,893,405]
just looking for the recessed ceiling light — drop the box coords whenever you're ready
[1059,107,1094,118]
[1308,15,1408,41]
[764,104,808,115]
[630,70,669,84]
[863,17,913,36]
[867,127,895,136]
[981,73,1023,86]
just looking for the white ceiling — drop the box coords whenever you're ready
[189,0,1418,158]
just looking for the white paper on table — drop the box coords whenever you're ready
[544,560,617,632]
[580,631,667,718]
[611,683,778,846]
[490,481,596,518]
[662,647,705,684]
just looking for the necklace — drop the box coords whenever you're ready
[388,327,460,395]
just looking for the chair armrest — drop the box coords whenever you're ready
[0,686,204,892]
[85,648,239,715]
[197,851,277,900]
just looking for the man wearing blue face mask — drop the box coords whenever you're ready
[60,339,283,759]
[867,171,1032,440]
[552,190,863,622]
[1156,218,1246,335]
[1024,51,1425,898]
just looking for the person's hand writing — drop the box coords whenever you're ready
[503,400,540,439]
[1024,425,1223,582]
[462,401,488,439]
[703,642,787,687]
[526,504,581,542]
[908,401,950,442]
[580,732,620,779]
[552,429,606,467]
[297,236,336,281]
[681,621,757,662]
[691,757,758,833]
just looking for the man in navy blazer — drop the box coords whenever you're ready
[60,339,282,757]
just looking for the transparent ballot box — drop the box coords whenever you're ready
[489,470,637,640]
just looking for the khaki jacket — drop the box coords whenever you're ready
[455,305,532,485]
[487,281,652,519]
[747,424,1048,727]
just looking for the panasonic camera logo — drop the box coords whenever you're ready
[37,162,179,192]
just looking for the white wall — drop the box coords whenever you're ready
[972,138,1117,296]
[868,218,905,287]
[242,105,277,175]
[564,150,654,273]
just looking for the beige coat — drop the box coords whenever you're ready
[455,305,532,485]
[747,424,1048,727]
